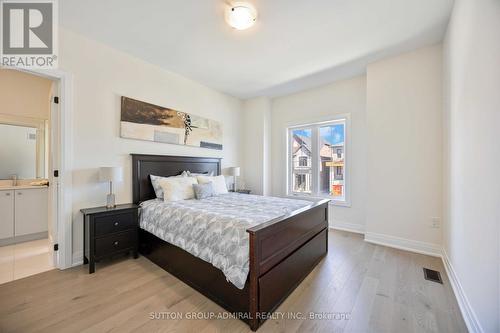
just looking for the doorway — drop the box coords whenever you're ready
[0,68,73,284]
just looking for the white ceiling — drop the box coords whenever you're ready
[60,0,453,99]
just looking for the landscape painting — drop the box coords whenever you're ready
[120,96,223,150]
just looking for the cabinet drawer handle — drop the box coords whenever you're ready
[5,193,10,196]
[17,192,22,195]
[113,241,119,246]
[114,222,119,226]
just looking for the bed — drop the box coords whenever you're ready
[132,154,329,331]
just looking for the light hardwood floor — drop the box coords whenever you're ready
[0,230,467,333]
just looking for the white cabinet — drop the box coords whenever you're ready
[0,190,14,239]
[14,188,48,236]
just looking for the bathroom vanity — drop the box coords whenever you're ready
[0,114,51,246]
[0,185,48,246]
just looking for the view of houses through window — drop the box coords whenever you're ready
[289,119,346,201]
[291,128,312,193]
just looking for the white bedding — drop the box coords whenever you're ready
[139,193,311,289]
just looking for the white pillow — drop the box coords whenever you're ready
[150,172,187,199]
[159,177,198,201]
[196,175,228,194]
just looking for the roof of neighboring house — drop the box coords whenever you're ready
[293,133,344,158]
[293,134,311,155]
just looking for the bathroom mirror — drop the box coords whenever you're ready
[0,122,47,180]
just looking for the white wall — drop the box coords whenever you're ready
[0,69,52,119]
[242,97,271,195]
[365,45,443,251]
[443,0,500,331]
[58,29,243,260]
[271,76,367,231]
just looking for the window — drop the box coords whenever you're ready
[334,166,343,180]
[288,117,348,204]
[290,128,312,193]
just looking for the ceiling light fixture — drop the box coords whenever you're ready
[226,3,257,30]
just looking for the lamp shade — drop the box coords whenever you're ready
[228,167,240,177]
[99,167,123,182]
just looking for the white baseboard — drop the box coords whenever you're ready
[330,226,482,332]
[329,222,364,234]
[364,231,442,257]
[72,251,83,267]
[362,231,483,332]
[441,250,484,333]
[0,231,48,246]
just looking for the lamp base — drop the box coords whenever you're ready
[106,193,116,208]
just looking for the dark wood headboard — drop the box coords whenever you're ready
[131,154,222,204]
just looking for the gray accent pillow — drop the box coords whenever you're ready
[193,182,214,200]
[150,172,187,199]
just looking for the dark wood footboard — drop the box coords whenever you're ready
[247,199,329,330]
[138,199,329,331]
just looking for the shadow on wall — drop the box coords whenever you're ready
[71,167,123,218]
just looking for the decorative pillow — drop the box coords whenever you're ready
[150,171,187,199]
[196,175,228,194]
[159,176,197,202]
[186,170,214,177]
[192,182,214,200]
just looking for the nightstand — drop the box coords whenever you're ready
[81,203,139,273]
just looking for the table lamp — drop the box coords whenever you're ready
[99,166,123,208]
[228,167,240,192]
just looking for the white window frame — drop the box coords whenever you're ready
[287,114,351,207]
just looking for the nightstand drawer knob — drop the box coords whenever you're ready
[114,222,119,226]
[114,241,119,246]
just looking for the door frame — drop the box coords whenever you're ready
[15,68,74,270]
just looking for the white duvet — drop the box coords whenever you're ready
[139,193,311,289]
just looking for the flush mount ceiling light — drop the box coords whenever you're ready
[226,2,257,30]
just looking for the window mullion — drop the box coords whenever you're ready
[311,126,319,196]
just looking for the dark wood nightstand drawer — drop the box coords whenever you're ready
[94,212,136,236]
[95,230,136,257]
[81,203,139,273]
